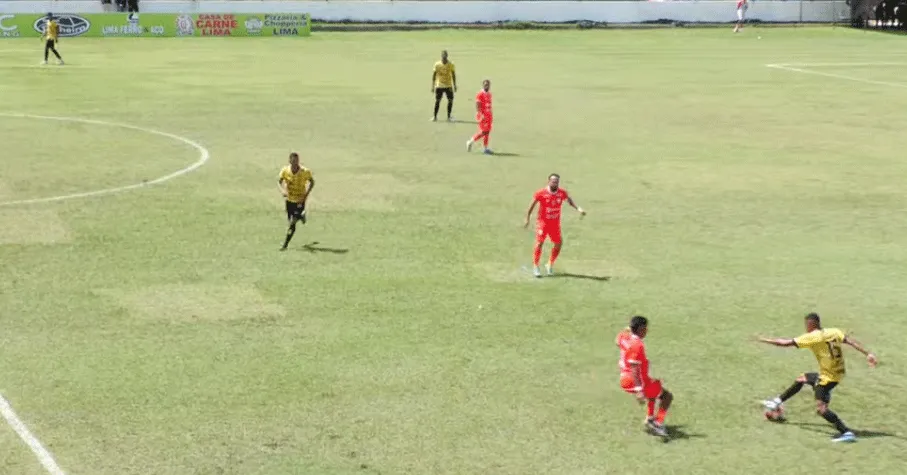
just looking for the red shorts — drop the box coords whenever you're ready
[477,114,492,133]
[620,375,663,399]
[536,221,562,244]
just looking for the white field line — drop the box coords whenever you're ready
[0,394,65,475]
[0,113,210,207]
[0,114,209,472]
[768,62,906,67]
[765,63,907,89]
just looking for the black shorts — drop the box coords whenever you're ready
[804,372,838,403]
[435,87,454,101]
[285,200,305,220]
[45,39,56,49]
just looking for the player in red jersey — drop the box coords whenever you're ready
[734,0,747,32]
[616,316,673,438]
[467,79,494,155]
[523,173,585,277]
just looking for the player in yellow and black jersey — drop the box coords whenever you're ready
[759,313,878,443]
[278,152,315,251]
[41,13,64,66]
[431,50,457,122]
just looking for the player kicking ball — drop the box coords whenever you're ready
[523,173,585,277]
[616,316,674,438]
[758,313,877,443]
[467,79,493,155]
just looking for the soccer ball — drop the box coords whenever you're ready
[764,407,786,422]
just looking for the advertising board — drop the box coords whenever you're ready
[0,13,311,38]
[177,13,312,37]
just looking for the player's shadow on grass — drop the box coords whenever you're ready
[299,241,349,255]
[663,425,707,443]
[788,422,905,440]
[491,152,521,157]
[450,119,478,125]
[550,273,611,282]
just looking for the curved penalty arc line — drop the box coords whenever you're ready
[0,113,211,207]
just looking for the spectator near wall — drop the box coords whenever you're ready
[111,0,139,13]
[896,1,907,28]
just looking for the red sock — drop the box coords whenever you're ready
[472,132,483,142]
[646,400,656,419]
[549,246,561,266]
[482,134,489,147]
[656,407,668,424]
[533,245,542,266]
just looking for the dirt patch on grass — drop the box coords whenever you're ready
[312,173,409,212]
[99,284,285,323]
[0,208,71,245]
[477,263,541,283]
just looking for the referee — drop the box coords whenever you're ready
[41,13,64,66]
[431,50,456,122]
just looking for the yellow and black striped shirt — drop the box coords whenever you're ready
[45,20,59,41]
[279,165,313,204]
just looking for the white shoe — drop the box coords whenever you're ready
[447,117,454,122]
[832,431,856,443]
[763,398,782,411]
[532,266,542,278]
[650,422,668,438]
[466,140,473,152]
[430,116,437,122]
[41,60,47,65]
[57,60,64,66]
[545,264,554,276]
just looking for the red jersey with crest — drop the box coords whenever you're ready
[476,90,493,119]
[533,187,569,225]
[737,0,746,8]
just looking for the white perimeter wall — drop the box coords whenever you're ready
[1,1,851,24]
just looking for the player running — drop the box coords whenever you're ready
[734,0,747,33]
[278,152,315,251]
[616,316,674,438]
[759,313,878,443]
[467,79,493,155]
[431,50,456,122]
[523,173,585,277]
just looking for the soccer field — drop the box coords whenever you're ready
[2,27,907,474]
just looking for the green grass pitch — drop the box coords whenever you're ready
[2,27,907,475]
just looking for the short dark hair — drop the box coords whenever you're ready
[549,173,560,180]
[629,316,648,335]
[289,152,299,159]
[805,313,821,325]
